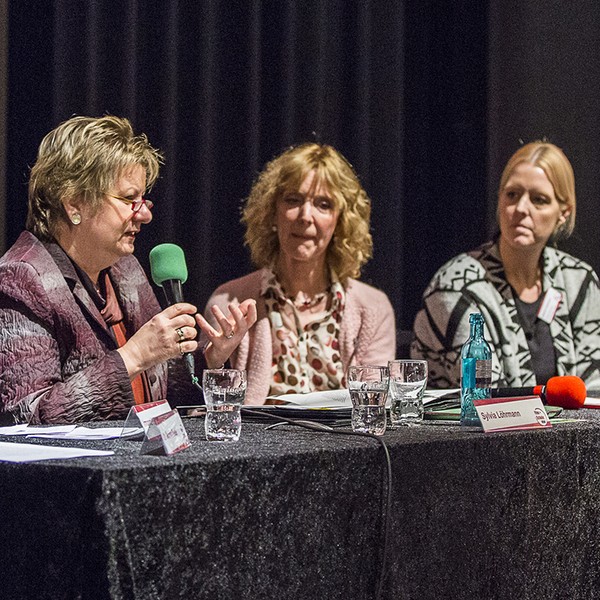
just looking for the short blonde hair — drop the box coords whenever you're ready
[242,143,372,283]
[498,141,576,239]
[27,115,163,241]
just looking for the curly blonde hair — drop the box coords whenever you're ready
[498,141,576,240]
[27,115,163,242]
[242,143,372,283]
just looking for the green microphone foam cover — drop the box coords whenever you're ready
[149,243,188,286]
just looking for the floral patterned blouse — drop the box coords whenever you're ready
[261,269,346,395]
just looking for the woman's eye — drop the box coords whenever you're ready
[532,196,550,205]
[316,199,333,211]
[283,195,302,205]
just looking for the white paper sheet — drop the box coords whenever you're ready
[0,441,114,463]
[423,388,460,405]
[28,426,143,440]
[266,389,352,408]
[266,387,461,409]
[0,425,76,436]
[0,425,142,441]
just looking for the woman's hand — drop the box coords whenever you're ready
[196,299,257,368]
[117,303,199,378]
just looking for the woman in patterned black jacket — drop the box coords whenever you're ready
[411,142,600,391]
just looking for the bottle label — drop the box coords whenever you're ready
[462,358,491,389]
[474,359,491,387]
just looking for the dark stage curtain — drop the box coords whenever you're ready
[5,1,600,332]
[5,0,409,323]
[487,0,600,272]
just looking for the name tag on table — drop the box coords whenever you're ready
[123,400,191,455]
[140,409,191,456]
[123,400,173,437]
[474,396,552,433]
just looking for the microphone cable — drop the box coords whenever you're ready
[187,378,392,599]
[242,407,393,600]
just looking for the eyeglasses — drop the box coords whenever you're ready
[108,194,154,213]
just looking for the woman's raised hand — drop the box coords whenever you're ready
[196,299,257,368]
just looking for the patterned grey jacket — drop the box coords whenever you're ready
[0,231,195,425]
[411,240,600,390]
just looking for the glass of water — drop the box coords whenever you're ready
[388,360,428,427]
[202,369,247,442]
[347,365,390,436]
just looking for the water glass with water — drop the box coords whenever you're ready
[347,365,390,436]
[388,360,428,427]
[202,369,247,442]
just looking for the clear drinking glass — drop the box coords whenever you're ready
[388,360,428,427]
[202,369,247,442]
[347,365,390,436]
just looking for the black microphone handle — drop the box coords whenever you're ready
[161,279,195,377]
[162,279,184,306]
[491,386,543,398]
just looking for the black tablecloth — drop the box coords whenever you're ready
[2,411,600,600]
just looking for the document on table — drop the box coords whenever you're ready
[0,425,76,436]
[266,389,352,408]
[0,425,143,440]
[266,388,462,409]
[0,441,114,463]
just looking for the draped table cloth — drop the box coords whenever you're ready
[2,411,600,600]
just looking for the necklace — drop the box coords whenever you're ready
[291,290,328,310]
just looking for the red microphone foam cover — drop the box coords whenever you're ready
[545,375,587,409]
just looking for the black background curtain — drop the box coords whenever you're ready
[4,1,600,333]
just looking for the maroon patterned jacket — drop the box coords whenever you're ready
[0,231,196,424]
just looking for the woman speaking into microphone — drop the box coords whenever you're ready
[0,115,256,424]
[412,141,600,391]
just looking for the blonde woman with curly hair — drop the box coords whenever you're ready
[205,143,396,404]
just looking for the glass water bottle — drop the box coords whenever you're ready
[460,313,492,426]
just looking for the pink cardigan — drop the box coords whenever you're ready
[204,269,396,404]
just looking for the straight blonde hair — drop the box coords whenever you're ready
[28,115,163,241]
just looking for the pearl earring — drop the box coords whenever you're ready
[272,225,277,232]
[71,213,81,225]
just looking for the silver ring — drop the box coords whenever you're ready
[176,327,185,342]
[225,330,235,339]
[178,342,186,355]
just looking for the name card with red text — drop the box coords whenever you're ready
[121,400,174,440]
[474,396,552,433]
[140,409,191,456]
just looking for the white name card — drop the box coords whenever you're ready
[141,409,191,456]
[474,395,552,433]
[121,400,173,440]
[129,400,173,432]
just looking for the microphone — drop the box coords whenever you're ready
[149,243,188,305]
[149,243,195,377]
[491,375,586,410]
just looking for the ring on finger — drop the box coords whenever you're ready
[176,327,185,343]
[178,341,186,355]
[225,330,235,339]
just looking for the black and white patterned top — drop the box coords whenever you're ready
[411,240,600,391]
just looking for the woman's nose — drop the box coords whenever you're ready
[134,203,153,224]
[298,201,314,222]
[515,194,530,213]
